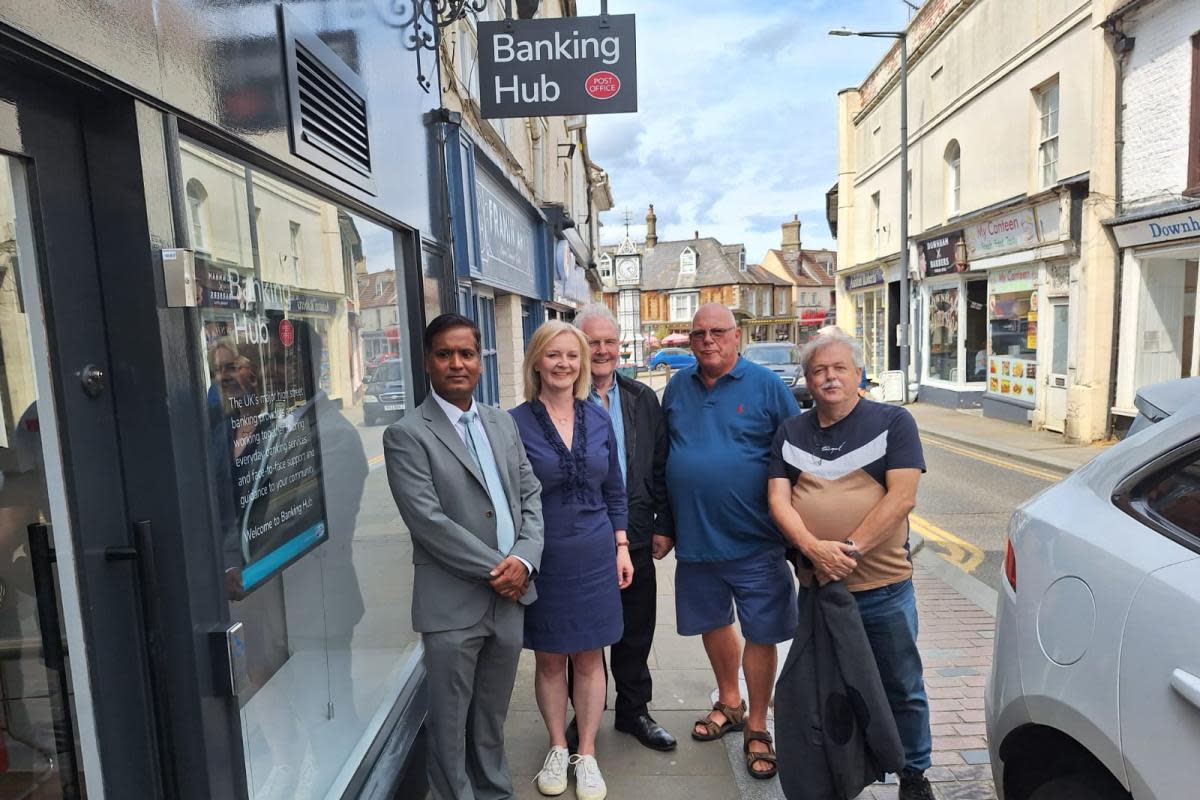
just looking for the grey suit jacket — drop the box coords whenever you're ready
[384,395,544,633]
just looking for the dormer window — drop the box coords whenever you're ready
[599,254,612,279]
[739,250,747,272]
[680,247,697,274]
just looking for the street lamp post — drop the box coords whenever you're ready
[830,28,910,403]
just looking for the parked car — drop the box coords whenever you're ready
[986,377,1200,800]
[742,343,812,408]
[648,347,696,371]
[362,358,406,426]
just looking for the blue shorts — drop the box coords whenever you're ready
[675,547,798,644]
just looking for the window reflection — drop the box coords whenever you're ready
[181,141,419,800]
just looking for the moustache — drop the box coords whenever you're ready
[820,380,844,392]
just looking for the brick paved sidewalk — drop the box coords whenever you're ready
[501,549,999,800]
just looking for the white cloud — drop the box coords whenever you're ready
[576,0,913,262]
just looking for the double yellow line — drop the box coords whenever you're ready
[920,436,1064,482]
[910,513,986,574]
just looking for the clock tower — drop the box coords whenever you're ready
[613,233,644,365]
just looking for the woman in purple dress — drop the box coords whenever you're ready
[510,320,632,800]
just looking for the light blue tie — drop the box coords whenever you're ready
[459,410,516,555]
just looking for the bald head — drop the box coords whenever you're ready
[693,302,736,329]
[690,302,741,383]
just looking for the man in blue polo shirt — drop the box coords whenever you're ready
[658,303,799,780]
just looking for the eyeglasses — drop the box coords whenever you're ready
[688,326,734,341]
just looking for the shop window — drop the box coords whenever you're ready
[928,286,959,382]
[752,325,768,343]
[1037,79,1060,188]
[987,270,1038,401]
[1135,258,1198,389]
[945,140,961,217]
[854,289,886,378]
[181,140,420,800]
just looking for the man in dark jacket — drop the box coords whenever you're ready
[569,303,676,752]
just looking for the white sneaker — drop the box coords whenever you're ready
[535,745,569,796]
[570,754,607,800]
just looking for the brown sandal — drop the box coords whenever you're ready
[743,730,778,780]
[691,699,746,741]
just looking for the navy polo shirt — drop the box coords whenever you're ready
[663,357,801,562]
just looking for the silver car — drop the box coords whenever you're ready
[986,378,1200,799]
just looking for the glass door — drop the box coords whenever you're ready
[0,70,161,798]
[0,148,87,800]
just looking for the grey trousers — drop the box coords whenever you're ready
[422,595,524,800]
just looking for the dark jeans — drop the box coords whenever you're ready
[568,544,657,723]
[798,577,932,773]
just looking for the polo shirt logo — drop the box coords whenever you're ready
[737,403,744,414]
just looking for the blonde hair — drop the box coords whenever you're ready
[524,320,592,402]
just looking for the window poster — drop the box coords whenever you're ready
[987,268,1038,403]
[201,269,331,597]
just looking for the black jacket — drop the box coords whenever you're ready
[775,579,905,800]
[614,373,672,548]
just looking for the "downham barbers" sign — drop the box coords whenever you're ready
[478,14,637,119]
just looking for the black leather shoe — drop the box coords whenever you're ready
[565,717,579,755]
[615,713,677,752]
[898,772,936,800]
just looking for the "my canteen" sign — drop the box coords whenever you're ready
[478,14,638,119]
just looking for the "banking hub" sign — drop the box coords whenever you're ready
[478,14,637,119]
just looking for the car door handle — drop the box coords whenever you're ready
[1170,669,1200,712]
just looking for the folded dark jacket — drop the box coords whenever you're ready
[775,577,906,799]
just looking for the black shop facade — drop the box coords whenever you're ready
[0,2,457,798]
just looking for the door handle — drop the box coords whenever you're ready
[1170,669,1200,711]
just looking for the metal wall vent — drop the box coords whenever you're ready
[282,8,376,194]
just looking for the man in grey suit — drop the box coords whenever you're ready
[385,313,544,800]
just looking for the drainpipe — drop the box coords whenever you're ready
[1103,20,1133,438]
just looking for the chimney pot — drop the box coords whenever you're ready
[645,204,658,248]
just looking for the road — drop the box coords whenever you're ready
[915,434,1064,591]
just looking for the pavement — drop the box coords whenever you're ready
[502,540,1000,800]
[906,402,1110,475]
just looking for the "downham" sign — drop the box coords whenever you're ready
[478,14,637,119]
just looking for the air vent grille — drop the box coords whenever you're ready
[282,7,375,194]
[295,43,371,178]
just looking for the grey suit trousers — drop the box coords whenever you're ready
[422,594,524,800]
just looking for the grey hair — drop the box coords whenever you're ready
[573,302,620,334]
[799,327,865,375]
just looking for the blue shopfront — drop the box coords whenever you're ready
[445,127,555,407]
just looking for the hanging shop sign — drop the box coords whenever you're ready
[918,231,966,277]
[478,14,638,118]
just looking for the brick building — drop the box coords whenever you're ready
[597,206,797,359]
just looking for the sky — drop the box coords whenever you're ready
[575,0,914,265]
